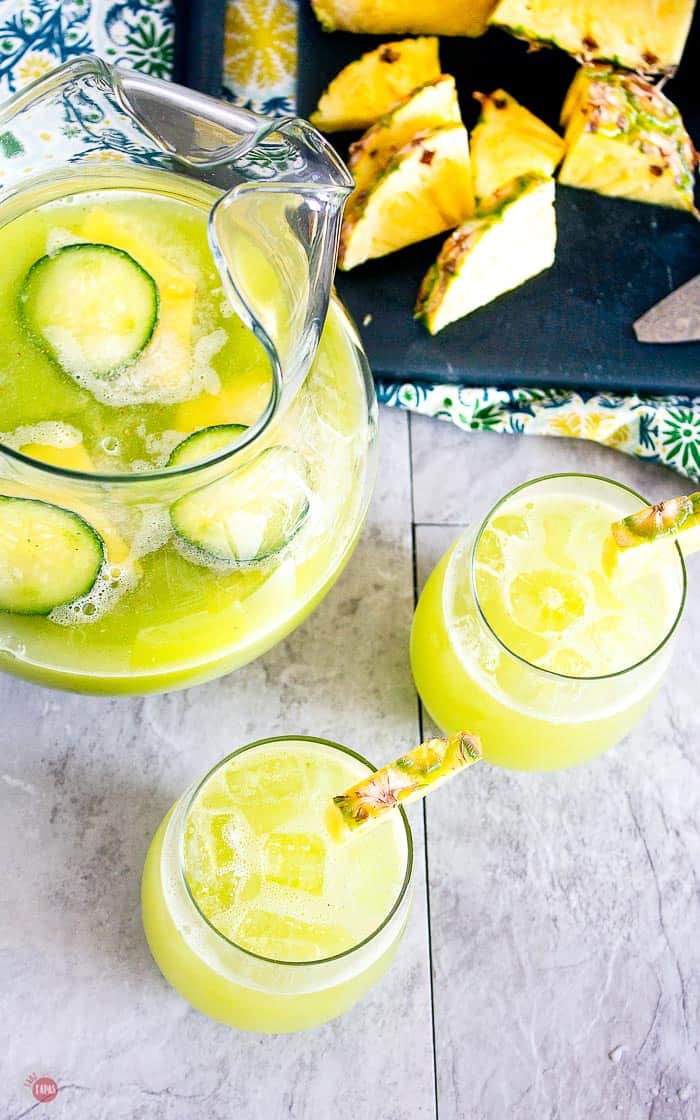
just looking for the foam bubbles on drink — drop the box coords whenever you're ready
[0,421,82,451]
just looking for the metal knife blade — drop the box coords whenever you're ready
[634,274,700,343]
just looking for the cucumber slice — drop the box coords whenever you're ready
[20,243,159,378]
[168,424,248,468]
[171,446,310,566]
[0,495,105,615]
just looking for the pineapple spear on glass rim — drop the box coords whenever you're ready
[603,491,700,584]
[325,731,482,842]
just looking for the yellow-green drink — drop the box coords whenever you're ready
[0,171,375,693]
[142,736,413,1032]
[412,475,686,770]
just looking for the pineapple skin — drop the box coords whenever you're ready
[339,124,474,270]
[471,89,566,207]
[348,75,462,195]
[312,0,499,37]
[559,67,698,213]
[490,0,695,73]
[415,174,556,334]
[309,37,440,132]
[327,732,482,841]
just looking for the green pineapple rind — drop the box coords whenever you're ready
[561,66,697,205]
[415,172,550,330]
[614,492,700,547]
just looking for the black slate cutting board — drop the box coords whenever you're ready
[297,3,700,394]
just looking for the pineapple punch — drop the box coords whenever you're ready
[142,732,481,1031]
[412,474,696,771]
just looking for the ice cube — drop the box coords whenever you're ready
[235,910,348,961]
[263,832,326,896]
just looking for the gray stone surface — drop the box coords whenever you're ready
[1,407,698,1120]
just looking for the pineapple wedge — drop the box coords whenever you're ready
[602,492,700,584]
[309,37,440,132]
[312,0,498,38]
[470,89,565,208]
[559,66,697,213]
[339,123,474,270]
[415,174,556,334]
[325,731,482,843]
[490,0,695,73]
[348,75,462,195]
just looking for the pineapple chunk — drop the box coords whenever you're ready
[309,37,440,132]
[470,89,565,208]
[339,124,474,270]
[348,75,462,195]
[490,0,695,73]
[326,731,482,843]
[559,66,697,213]
[415,174,556,334]
[312,0,498,37]
[603,492,700,584]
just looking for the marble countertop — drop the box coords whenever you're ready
[1,409,698,1120]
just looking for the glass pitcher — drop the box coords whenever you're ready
[0,58,377,695]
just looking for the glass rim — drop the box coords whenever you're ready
[466,472,687,683]
[178,734,414,969]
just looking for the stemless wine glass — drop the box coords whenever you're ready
[142,735,414,1032]
[411,474,686,770]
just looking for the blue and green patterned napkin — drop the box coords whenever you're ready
[1,0,698,483]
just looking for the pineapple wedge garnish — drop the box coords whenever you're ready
[603,492,700,584]
[559,66,697,213]
[349,75,462,195]
[312,0,498,38]
[309,37,440,132]
[325,731,482,843]
[339,123,474,270]
[470,89,565,208]
[415,174,556,334]
[490,0,695,73]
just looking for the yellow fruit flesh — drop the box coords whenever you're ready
[348,75,462,195]
[603,496,700,584]
[559,131,696,211]
[340,124,473,270]
[312,0,498,37]
[309,37,440,132]
[470,90,565,206]
[490,0,695,72]
[416,175,556,333]
[559,68,697,212]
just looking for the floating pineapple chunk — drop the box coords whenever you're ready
[348,75,462,195]
[415,174,556,334]
[490,0,695,73]
[309,37,440,132]
[339,124,474,270]
[602,491,700,584]
[559,66,697,213]
[312,0,498,38]
[470,89,565,208]
[326,731,482,842]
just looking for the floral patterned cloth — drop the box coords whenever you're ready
[0,0,698,483]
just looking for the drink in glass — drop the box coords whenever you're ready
[411,474,686,770]
[141,736,413,1032]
